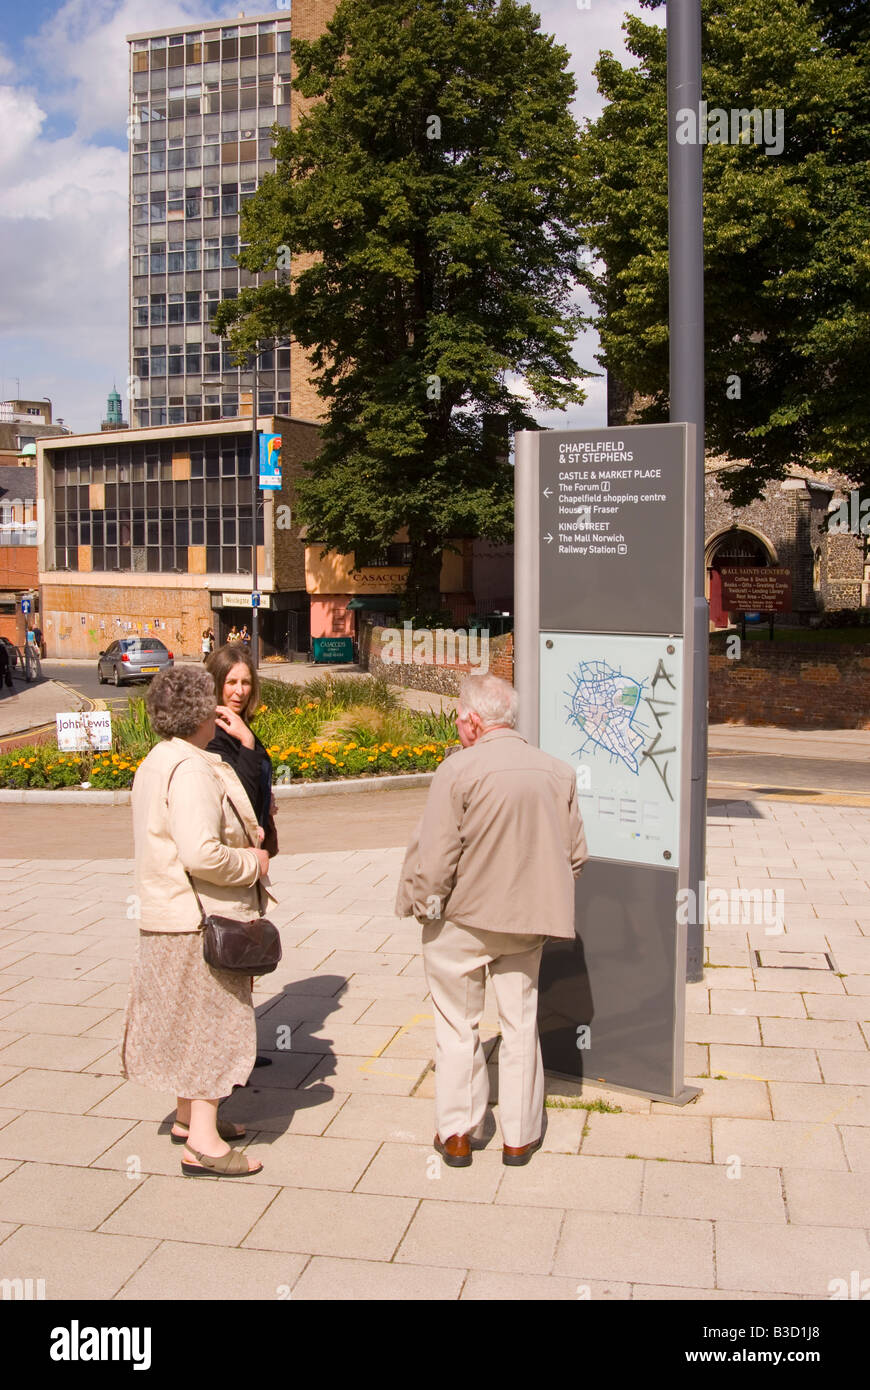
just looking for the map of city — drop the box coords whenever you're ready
[564,660,649,774]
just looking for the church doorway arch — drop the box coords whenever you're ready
[705,526,778,628]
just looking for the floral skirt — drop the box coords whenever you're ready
[121,930,256,1099]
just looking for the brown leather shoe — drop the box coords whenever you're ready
[502,1136,544,1167]
[434,1133,472,1168]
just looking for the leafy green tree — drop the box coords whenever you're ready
[575,0,870,504]
[214,0,588,615]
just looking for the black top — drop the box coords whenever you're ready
[207,724,273,830]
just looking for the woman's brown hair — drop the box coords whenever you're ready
[205,643,260,723]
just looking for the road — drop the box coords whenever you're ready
[40,660,147,711]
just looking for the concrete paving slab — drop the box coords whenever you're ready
[100,1173,280,1246]
[0,1110,135,1167]
[242,1132,379,1191]
[709,1043,822,1083]
[0,1160,145,1230]
[461,1271,629,1300]
[115,1240,308,1301]
[581,1112,712,1162]
[290,1256,465,1301]
[0,1224,158,1299]
[0,1033,116,1072]
[396,1200,563,1275]
[640,1160,786,1222]
[768,1080,870,1125]
[356,1141,503,1204]
[715,1220,870,1297]
[712,1117,848,1170]
[782,1167,870,1227]
[243,1187,417,1260]
[0,1069,122,1116]
[552,1211,714,1288]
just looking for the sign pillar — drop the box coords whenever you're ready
[667,0,707,982]
[516,424,701,1103]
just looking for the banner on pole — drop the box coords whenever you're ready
[258,434,282,490]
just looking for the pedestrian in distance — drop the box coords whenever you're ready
[239,624,250,645]
[227,624,240,644]
[205,641,279,1073]
[396,672,588,1168]
[0,641,12,689]
[121,664,273,1177]
[201,627,214,662]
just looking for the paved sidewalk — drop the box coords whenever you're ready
[0,796,867,1300]
[0,680,89,740]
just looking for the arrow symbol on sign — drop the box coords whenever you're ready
[543,487,553,498]
[543,532,554,544]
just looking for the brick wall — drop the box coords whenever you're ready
[271,417,321,591]
[288,0,340,422]
[360,625,514,695]
[709,637,870,728]
[42,583,213,659]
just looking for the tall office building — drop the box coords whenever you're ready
[127,11,293,428]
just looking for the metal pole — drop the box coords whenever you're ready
[667,0,707,982]
[251,357,259,669]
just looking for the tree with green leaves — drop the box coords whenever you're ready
[213,0,588,616]
[575,0,870,505]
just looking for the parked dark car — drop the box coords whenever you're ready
[0,636,19,672]
[97,637,174,686]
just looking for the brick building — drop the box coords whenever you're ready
[0,465,38,646]
[37,418,317,660]
[705,459,868,625]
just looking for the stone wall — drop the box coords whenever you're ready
[709,636,870,728]
[360,624,514,695]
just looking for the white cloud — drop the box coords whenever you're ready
[0,0,651,431]
[27,0,239,139]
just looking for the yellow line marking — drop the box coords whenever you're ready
[358,1010,434,1079]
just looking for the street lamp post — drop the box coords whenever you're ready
[667,0,707,983]
[250,357,260,670]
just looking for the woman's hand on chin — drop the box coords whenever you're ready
[215,704,255,749]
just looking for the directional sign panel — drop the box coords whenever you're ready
[539,427,686,635]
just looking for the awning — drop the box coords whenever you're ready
[346,595,401,612]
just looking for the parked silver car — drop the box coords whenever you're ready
[97,637,174,686]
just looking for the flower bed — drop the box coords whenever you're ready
[0,678,459,790]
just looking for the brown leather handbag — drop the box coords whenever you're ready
[185,800,282,977]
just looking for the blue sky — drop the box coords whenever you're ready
[0,0,652,433]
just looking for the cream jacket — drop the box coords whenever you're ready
[131,737,273,933]
[395,727,587,939]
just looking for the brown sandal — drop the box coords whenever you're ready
[181,1146,262,1178]
[170,1119,246,1145]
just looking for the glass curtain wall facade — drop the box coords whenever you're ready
[52,436,263,576]
[128,14,292,428]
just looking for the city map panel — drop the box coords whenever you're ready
[539,632,684,867]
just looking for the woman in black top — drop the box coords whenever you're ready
[205,643,277,856]
[205,643,278,1072]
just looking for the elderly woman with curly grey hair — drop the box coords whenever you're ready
[120,664,273,1178]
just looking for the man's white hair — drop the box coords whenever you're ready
[458,672,518,729]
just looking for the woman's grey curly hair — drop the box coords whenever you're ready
[146,665,216,739]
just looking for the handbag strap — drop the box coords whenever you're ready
[166,756,262,922]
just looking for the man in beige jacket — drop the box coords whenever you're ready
[396,672,587,1167]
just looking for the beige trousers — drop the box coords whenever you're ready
[421,918,546,1148]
